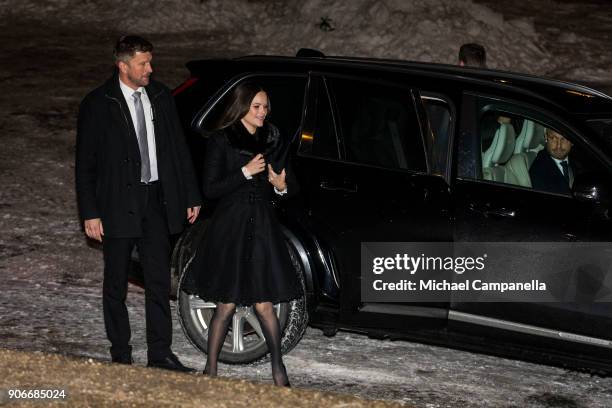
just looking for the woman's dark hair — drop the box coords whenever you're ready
[217,82,270,129]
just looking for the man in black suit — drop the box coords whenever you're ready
[529,128,574,194]
[76,36,201,371]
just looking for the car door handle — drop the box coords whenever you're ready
[563,233,578,242]
[468,203,517,219]
[486,208,516,218]
[320,180,358,193]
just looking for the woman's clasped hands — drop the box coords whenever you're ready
[245,154,286,191]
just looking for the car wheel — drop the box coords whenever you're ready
[176,223,308,364]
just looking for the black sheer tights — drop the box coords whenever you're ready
[254,302,289,386]
[204,302,235,377]
[203,301,289,386]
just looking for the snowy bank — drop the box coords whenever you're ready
[1,0,552,75]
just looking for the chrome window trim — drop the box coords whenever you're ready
[449,310,612,348]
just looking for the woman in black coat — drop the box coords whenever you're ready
[192,82,301,386]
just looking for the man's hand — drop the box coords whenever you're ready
[245,154,266,176]
[187,206,201,224]
[84,218,104,242]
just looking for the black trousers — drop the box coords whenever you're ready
[102,183,172,361]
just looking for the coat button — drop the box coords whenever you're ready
[128,210,134,215]
[136,161,141,166]
[247,234,253,240]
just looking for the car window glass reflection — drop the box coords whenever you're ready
[298,77,340,160]
[329,78,426,171]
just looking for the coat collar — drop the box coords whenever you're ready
[225,121,279,156]
[225,121,291,172]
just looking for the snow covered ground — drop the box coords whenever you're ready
[1,0,612,407]
[2,0,611,86]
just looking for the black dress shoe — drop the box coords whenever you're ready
[147,353,195,372]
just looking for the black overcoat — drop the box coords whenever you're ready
[75,73,201,237]
[529,150,574,195]
[192,121,301,305]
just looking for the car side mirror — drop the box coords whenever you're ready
[573,173,610,204]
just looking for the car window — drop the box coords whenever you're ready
[421,94,453,176]
[587,118,612,147]
[200,75,307,144]
[298,77,340,160]
[464,104,602,196]
[327,77,426,172]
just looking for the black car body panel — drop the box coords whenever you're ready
[173,54,612,373]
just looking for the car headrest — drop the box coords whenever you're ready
[515,120,534,154]
[483,123,516,167]
[528,122,545,150]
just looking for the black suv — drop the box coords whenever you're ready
[169,52,612,372]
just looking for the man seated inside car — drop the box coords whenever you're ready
[529,128,574,194]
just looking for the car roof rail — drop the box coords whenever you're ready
[296,48,325,58]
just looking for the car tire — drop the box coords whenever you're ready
[176,221,308,364]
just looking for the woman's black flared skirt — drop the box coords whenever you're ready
[192,198,302,305]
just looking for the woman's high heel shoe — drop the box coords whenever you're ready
[274,364,291,387]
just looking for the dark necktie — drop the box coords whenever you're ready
[132,91,151,183]
[560,160,569,184]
